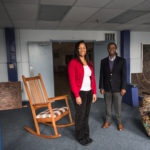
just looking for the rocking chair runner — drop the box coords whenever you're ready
[22,73,74,139]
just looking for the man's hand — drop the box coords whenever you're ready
[92,94,97,103]
[121,89,126,96]
[76,97,82,105]
[100,89,105,95]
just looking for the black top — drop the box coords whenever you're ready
[99,56,126,92]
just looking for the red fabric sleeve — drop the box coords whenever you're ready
[90,61,97,94]
[68,60,80,98]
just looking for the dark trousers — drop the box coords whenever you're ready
[71,90,92,140]
[104,92,122,124]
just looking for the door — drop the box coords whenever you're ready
[94,41,113,98]
[28,42,54,98]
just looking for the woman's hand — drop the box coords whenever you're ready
[76,97,82,105]
[92,94,97,103]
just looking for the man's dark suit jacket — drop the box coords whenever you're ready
[99,56,126,92]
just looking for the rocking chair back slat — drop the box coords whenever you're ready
[38,74,49,100]
[34,79,45,103]
[29,80,40,104]
[27,80,36,104]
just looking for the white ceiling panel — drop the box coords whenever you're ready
[0,20,13,28]
[76,27,98,30]
[0,3,12,26]
[105,0,145,9]
[58,22,79,30]
[78,22,100,29]
[59,22,79,27]
[36,21,60,29]
[87,9,126,23]
[128,13,150,25]
[0,3,9,20]
[107,10,150,24]
[117,24,136,30]
[75,0,112,8]
[96,23,120,30]
[5,3,38,21]
[4,0,38,4]
[132,0,150,10]
[57,26,77,30]
[36,26,57,29]
[62,6,99,22]
[40,0,76,6]
[133,25,150,31]
[14,21,36,28]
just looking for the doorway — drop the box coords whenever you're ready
[52,42,94,97]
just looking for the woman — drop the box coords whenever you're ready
[68,41,97,146]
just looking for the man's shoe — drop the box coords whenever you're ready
[102,122,110,128]
[118,124,124,131]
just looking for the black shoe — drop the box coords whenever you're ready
[78,138,89,146]
[86,137,93,143]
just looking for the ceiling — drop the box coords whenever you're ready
[0,0,150,31]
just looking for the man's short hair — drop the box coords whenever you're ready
[107,42,117,49]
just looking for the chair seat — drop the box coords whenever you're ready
[36,107,68,119]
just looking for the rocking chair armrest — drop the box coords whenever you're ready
[33,102,49,109]
[48,95,68,101]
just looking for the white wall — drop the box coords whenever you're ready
[0,30,8,82]
[1,28,150,100]
[15,29,120,100]
[130,31,150,74]
[1,28,150,101]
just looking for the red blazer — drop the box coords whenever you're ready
[68,58,96,98]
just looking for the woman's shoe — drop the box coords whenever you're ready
[86,137,93,143]
[78,138,89,146]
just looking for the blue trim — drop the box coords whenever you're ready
[121,30,130,83]
[5,28,18,82]
[122,84,139,107]
[121,30,139,107]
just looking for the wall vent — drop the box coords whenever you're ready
[105,33,115,41]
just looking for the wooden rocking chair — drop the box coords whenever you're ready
[22,73,74,139]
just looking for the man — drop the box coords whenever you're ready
[99,42,126,131]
